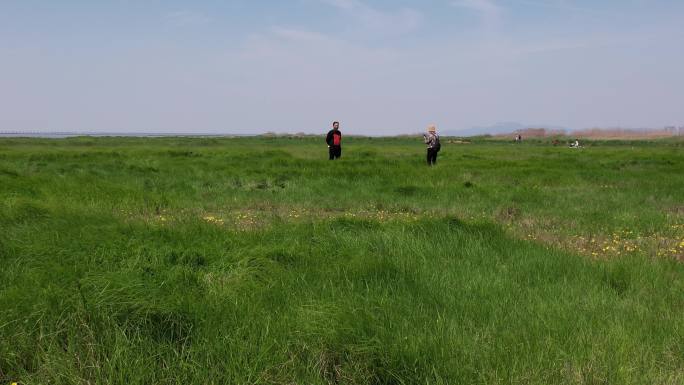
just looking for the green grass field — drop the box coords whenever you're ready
[1,136,684,384]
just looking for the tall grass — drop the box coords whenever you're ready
[1,136,683,384]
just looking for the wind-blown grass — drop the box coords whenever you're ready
[1,136,683,384]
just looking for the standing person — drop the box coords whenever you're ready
[423,124,441,166]
[326,121,342,160]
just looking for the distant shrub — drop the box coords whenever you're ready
[394,185,420,196]
[0,167,19,177]
[166,150,201,157]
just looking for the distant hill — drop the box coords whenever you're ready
[441,122,568,137]
[570,127,682,139]
[441,124,683,139]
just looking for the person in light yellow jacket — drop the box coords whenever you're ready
[422,124,441,166]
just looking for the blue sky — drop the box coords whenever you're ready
[1,0,683,134]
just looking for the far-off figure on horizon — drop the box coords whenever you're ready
[423,124,441,166]
[326,121,342,160]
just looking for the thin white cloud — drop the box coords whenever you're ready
[451,0,503,34]
[320,0,423,36]
[272,27,333,43]
[163,11,211,27]
[451,0,502,14]
[511,0,599,14]
[320,0,356,11]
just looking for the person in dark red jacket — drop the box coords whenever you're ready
[326,121,342,160]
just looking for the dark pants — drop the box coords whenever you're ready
[427,148,438,166]
[329,146,342,160]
